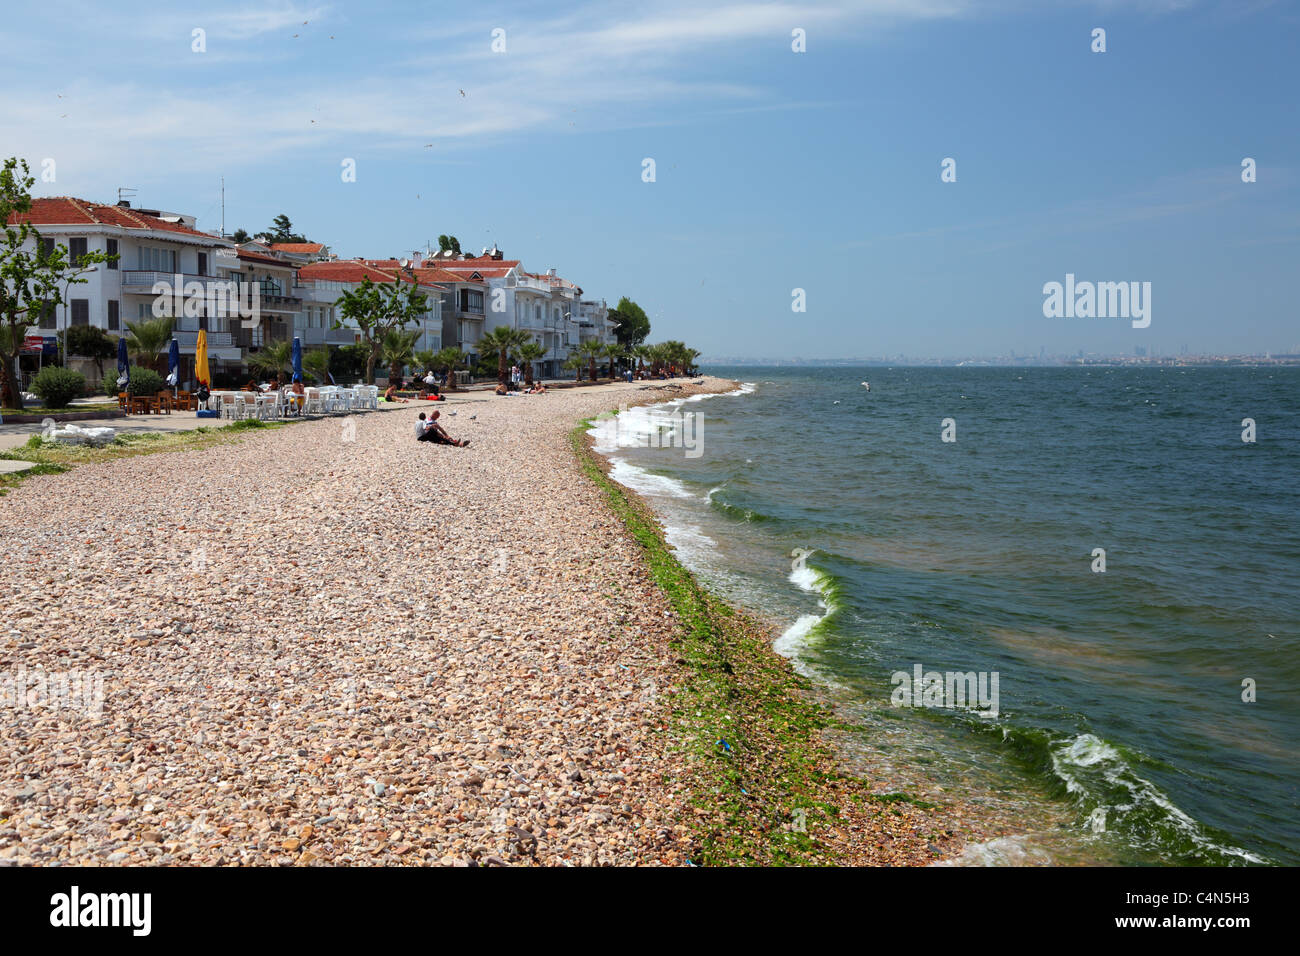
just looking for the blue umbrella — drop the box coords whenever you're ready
[291,336,303,383]
[167,338,180,391]
[116,336,129,391]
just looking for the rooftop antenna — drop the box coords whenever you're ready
[116,186,137,206]
[220,177,225,238]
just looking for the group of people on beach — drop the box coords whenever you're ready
[494,381,547,396]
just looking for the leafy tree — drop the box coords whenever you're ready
[247,339,293,381]
[611,296,650,347]
[124,316,174,371]
[478,326,532,386]
[63,324,116,381]
[414,349,437,374]
[0,157,113,409]
[334,344,368,383]
[517,341,547,385]
[432,346,466,387]
[333,277,430,384]
[562,353,584,381]
[437,234,461,256]
[255,214,306,244]
[230,228,250,243]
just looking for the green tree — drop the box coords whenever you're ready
[230,228,250,243]
[562,353,584,382]
[0,157,112,409]
[517,341,547,385]
[479,326,532,386]
[303,346,332,384]
[601,342,625,378]
[63,324,116,382]
[432,346,466,388]
[578,339,604,382]
[124,316,175,371]
[247,339,293,381]
[255,214,306,244]
[381,327,420,383]
[333,277,430,384]
[437,234,461,256]
[610,296,650,347]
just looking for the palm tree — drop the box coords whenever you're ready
[432,346,466,388]
[247,339,293,381]
[382,328,420,383]
[124,316,174,371]
[517,342,547,385]
[479,326,532,386]
[601,342,626,379]
[562,353,585,382]
[632,344,651,378]
[303,346,331,384]
[578,339,604,382]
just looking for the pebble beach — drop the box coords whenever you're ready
[0,377,968,866]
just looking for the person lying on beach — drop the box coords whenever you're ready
[384,384,410,403]
[494,383,510,396]
[415,410,469,447]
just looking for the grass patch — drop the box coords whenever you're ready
[0,418,289,494]
[571,420,854,866]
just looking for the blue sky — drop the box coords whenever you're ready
[3,0,1296,359]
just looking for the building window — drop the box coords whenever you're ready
[69,237,88,266]
[70,299,90,327]
[137,245,176,272]
[198,252,207,275]
[108,300,119,331]
[38,301,56,329]
[38,237,55,260]
[107,238,119,269]
[459,289,483,314]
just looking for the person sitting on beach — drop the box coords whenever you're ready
[415,410,469,447]
[244,378,260,393]
[384,384,409,403]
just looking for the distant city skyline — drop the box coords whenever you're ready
[2,1,1296,358]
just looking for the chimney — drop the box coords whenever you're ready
[117,200,131,208]
[547,267,556,276]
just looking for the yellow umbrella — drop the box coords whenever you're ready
[195,328,210,386]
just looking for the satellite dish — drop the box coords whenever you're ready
[400,258,410,268]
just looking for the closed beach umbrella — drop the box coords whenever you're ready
[291,336,303,383]
[167,338,180,393]
[116,336,129,391]
[195,329,209,387]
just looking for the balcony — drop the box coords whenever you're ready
[299,327,359,346]
[121,271,236,293]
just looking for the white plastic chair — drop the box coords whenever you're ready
[304,387,324,415]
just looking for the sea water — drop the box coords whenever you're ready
[592,366,1299,866]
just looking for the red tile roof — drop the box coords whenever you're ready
[8,197,224,242]
[299,260,442,291]
[270,242,326,253]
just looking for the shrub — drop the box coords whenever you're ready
[125,366,165,397]
[30,366,85,408]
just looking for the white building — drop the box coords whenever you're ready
[9,196,237,385]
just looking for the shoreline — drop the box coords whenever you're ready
[576,378,990,865]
